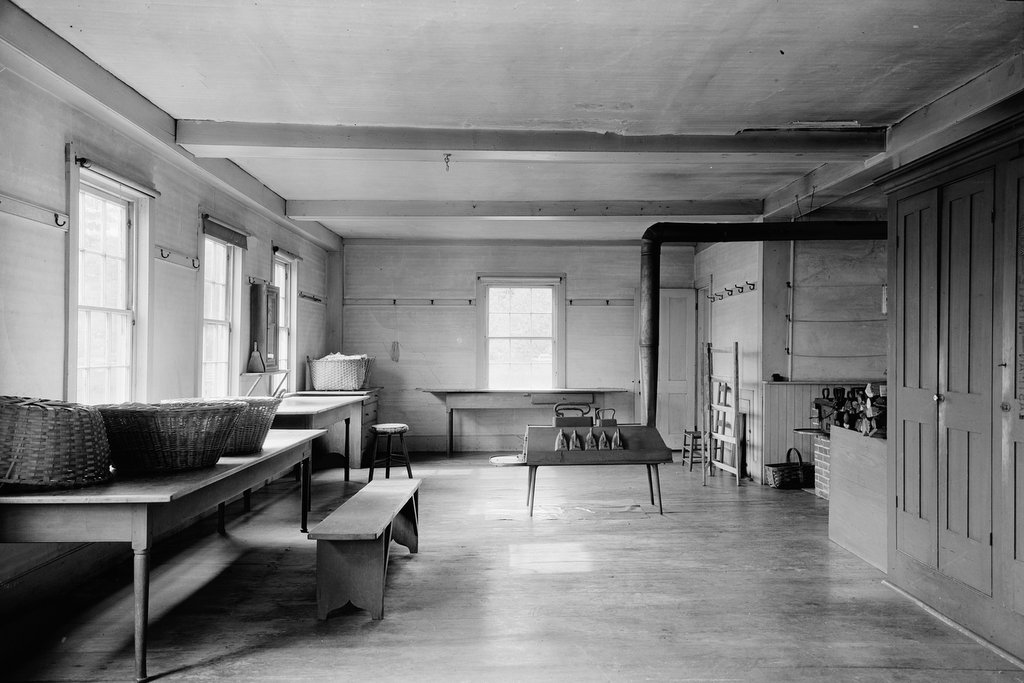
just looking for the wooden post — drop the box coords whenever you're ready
[639,237,660,427]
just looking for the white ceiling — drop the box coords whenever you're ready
[12,0,1024,241]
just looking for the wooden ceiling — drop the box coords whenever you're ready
[8,0,1024,241]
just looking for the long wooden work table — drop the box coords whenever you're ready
[0,429,323,682]
[273,394,366,473]
[419,387,630,457]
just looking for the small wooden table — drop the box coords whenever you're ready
[493,425,672,516]
[273,395,366,474]
[0,429,322,682]
[418,388,630,457]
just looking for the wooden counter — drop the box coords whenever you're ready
[827,426,887,571]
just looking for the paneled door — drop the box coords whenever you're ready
[1008,157,1024,615]
[656,289,696,449]
[895,188,940,568]
[937,171,994,595]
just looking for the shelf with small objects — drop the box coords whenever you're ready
[812,382,886,440]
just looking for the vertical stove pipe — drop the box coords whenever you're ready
[639,237,660,427]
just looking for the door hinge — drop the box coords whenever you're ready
[895,494,899,508]
[989,531,993,546]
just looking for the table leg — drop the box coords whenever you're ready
[646,464,655,505]
[343,417,351,481]
[133,547,150,682]
[300,457,310,533]
[528,466,538,517]
[447,408,454,458]
[651,464,664,515]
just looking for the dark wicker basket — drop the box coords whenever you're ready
[97,401,246,474]
[765,447,813,489]
[0,396,114,489]
[162,396,281,455]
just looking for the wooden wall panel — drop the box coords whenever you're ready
[789,240,888,381]
[0,213,66,398]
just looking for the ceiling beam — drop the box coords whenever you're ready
[287,199,763,221]
[643,221,887,242]
[178,120,885,163]
[764,52,1024,220]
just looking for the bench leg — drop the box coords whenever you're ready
[316,525,392,621]
[528,466,538,517]
[390,492,419,553]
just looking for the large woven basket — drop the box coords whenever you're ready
[162,396,281,455]
[764,447,813,489]
[97,401,246,474]
[307,355,375,391]
[0,396,114,489]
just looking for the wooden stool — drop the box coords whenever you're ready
[682,430,706,472]
[368,423,413,481]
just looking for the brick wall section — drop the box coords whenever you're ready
[813,434,831,499]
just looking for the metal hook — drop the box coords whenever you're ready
[724,287,734,296]
[54,213,67,228]
[734,283,744,293]
[191,258,201,269]
[746,280,757,291]
[160,248,170,259]
[715,293,724,301]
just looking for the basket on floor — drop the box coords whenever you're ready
[764,447,813,489]
[0,396,114,489]
[97,401,246,474]
[307,354,374,391]
[162,396,281,455]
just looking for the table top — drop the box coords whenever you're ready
[417,387,629,394]
[0,429,323,505]
[276,395,365,415]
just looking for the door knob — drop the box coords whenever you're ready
[932,394,944,402]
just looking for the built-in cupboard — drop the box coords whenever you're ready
[884,120,1024,659]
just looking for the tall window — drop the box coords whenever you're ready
[480,277,564,389]
[77,183,135,404]
[202,237,233,397]
[273,255,294,386]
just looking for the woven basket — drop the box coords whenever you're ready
[97,401,246,474]
[765,447,813,489]
[307,355,375,391]
[162,396,281,455]
[0,396,114,489]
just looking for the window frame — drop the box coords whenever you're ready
[476,274,566,389]
[200,234,241,397]
[273,251,298,393]
[68,165,151,404]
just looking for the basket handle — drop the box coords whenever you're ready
[785,447,803,465]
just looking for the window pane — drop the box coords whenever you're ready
[532,288,552,313]
[510,339,535,364]
[102,255,126,309]
[489,287,510,313]
[488,338,510,364]
[510,288,531,313]
[508,313,531,337]
[80,253,103,306]
[488,313,509,337]
[489,364,512,389]
[531,313,552,336]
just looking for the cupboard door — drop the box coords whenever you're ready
[938,171,994,595]
[895,189,940,567]
[1008,157,1024,613]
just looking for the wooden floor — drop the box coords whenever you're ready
[8,452,1024,682]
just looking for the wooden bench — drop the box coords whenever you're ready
[307,478,421,620]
